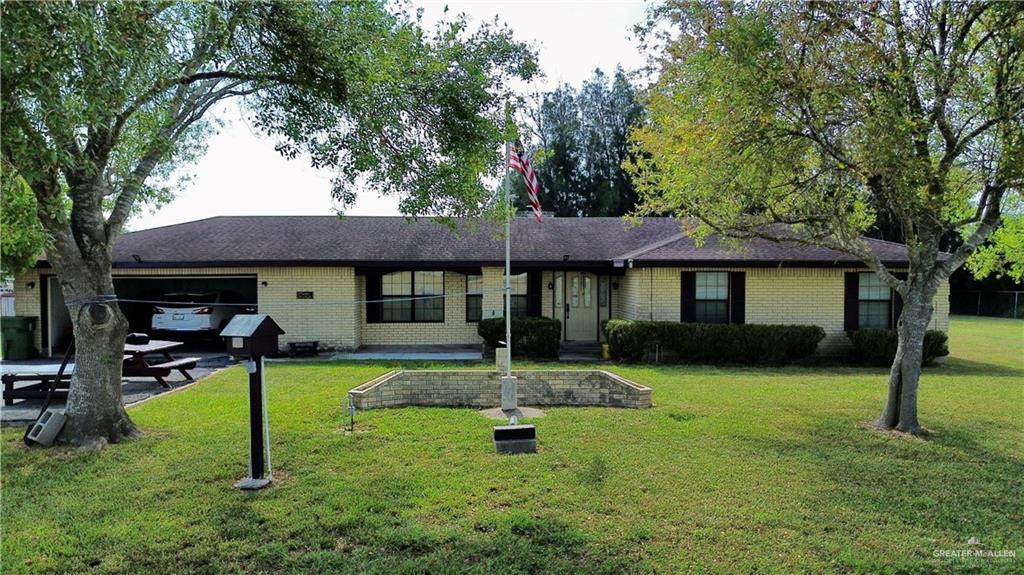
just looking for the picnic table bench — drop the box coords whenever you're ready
[2,339,198,405]
[122,340,199,388]
[2,371,73,405]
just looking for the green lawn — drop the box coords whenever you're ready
[2,316,1022,574]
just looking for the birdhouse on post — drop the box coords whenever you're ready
[220,314,285,490]
[222,314,283,359]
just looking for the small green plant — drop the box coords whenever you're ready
[580,455,609,487]
[667,411,698,423]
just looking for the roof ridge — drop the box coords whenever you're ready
[612,231,687,261]
[125,215,224,234]
[128,214,681,232]
[863,235,911,248]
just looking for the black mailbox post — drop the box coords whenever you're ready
[220,314,285,490]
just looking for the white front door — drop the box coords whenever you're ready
[565,272,598,341]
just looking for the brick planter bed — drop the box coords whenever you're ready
[348,370,651,410]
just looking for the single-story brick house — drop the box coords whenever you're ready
[11,216,948,357]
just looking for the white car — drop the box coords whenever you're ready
[151,291,254,333]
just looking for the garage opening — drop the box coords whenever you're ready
[41,275,257,357]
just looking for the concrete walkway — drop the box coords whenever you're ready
[1,353,231,426]
[330,345,483,361]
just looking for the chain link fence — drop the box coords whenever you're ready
[950,291,1023,319]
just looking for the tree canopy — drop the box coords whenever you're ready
[0,0,536,447]
[0,164,48,277]
[630,1,1021,275]
[510,67,643,217]
[1,1,537,263]
[628,0,1022,434]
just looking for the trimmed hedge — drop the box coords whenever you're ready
[478,317,561,359]
[847,329,949,366]
[603,320,825,365]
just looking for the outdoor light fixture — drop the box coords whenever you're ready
[547,282,554,290]
[26,282,35,290]
[612,282,619,290]
[261,281,268,287]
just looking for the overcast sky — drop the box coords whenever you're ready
[129,0,650,231]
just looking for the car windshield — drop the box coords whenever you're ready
[163,293,218,305]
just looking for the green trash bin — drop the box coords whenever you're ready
[1,316,38,360]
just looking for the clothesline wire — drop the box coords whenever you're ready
[63,287,534,308]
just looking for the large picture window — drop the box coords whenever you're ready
[466,274,483,322]
[381,271,444,323]
[857,272,891,329]
[695,271,729,324]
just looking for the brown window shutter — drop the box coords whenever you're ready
[527,271,542,317]
[729,271,745,324]
[680,271,696,322]
[365,272,382,324]
[844,272,859,331]
[891,272,908,328]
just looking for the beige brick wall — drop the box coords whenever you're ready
[611,276,625,324]
[8,266,361,354]
[481,266,507,321]
[613,266,950,354]
[541,271,554,319]
[9,264,952,355]
[932,280,950,332]
[350,369,651,409]
[258,267,358,350]
[617,267,646,321]
[359,270,483,346]
[358,268,562,346]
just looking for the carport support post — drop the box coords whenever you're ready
[235,355,271,490]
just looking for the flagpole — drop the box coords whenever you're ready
[504,141,513,380]
[500,140,517,419]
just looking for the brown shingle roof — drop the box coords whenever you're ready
[98,215,911,268]
[616,231,914,265]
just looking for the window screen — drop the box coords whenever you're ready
[466,274,483,322]
[381,271,444,323]
[695,271,729,324]
[858,273,891,329]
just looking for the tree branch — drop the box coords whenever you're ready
[937,185,1005,278]
[104,80,256,237]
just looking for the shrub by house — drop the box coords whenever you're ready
[477,317,561,359]
[847,329,949,366]
[603,320,825,365]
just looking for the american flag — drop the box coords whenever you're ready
[509,141,543,222]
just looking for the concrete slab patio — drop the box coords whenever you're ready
[1,353,232,426]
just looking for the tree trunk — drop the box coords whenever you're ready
[873,293,935,435]
[53,262,141,449]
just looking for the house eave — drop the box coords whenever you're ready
[28,257,913,271]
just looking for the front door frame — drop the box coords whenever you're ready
[563,271,600,342]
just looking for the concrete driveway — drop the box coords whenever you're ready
[1,352,232,426]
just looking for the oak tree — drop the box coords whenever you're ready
[1,1,535,448]
[628,1,1022,434]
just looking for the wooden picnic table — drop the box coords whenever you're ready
[2,340,199,405]
[122,340,199,388]
[2,368,73,405]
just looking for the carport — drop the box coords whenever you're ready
[39,274,257,357]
